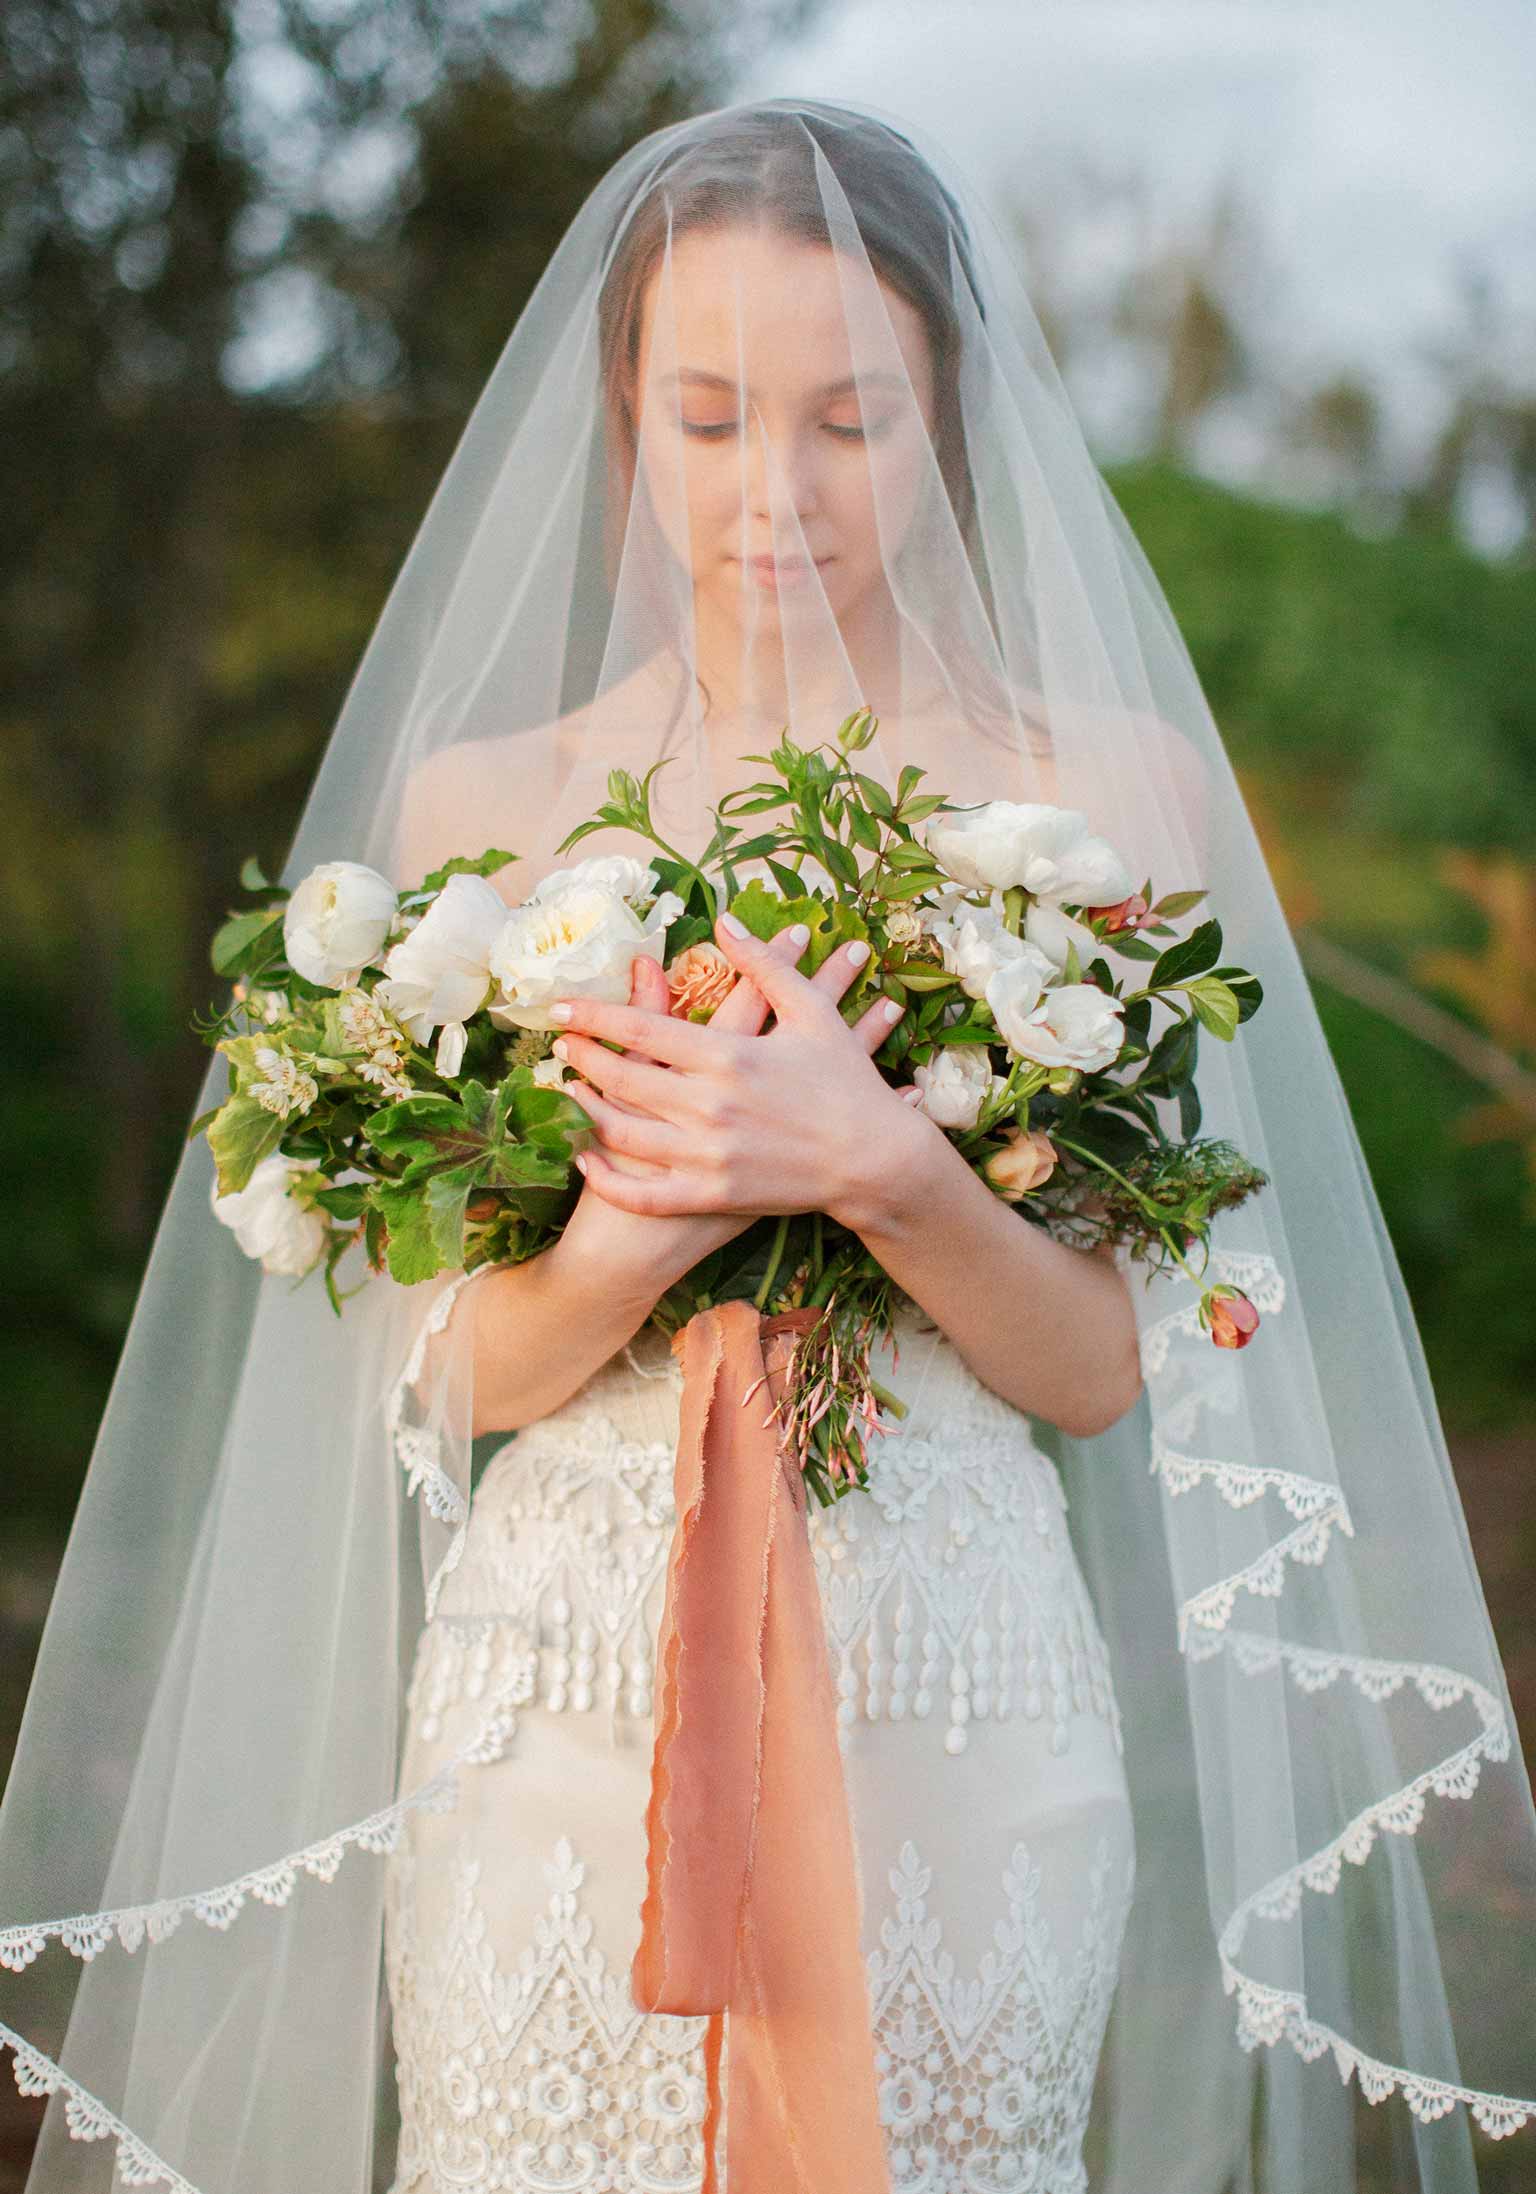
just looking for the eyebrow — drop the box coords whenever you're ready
[658,368,910,399]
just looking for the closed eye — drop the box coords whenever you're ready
[679,419,892,443]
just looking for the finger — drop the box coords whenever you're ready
[574,1145,714,1217]
[566,1081,694,1166]
[628,950,671,1017]
[853,994,907,1055]
[709,925,807,1036]
[549,992,715,1068]
[809,935,875,1007]
[712,914,828,1025]
[554,1030,702,1120]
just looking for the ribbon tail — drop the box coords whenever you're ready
[632,1299,890,2194]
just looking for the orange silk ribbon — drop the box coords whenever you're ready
[631,1298,890,2194]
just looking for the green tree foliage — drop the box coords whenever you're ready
[0,0,817,1527]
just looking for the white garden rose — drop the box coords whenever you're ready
[925,801,1133,905]
[209,1153,327,1278]
[1023,899,1102,975]
[488,877,684,1033]
[375,872,510,1078]
[911,1045,1003,1131]
[980,951,1054,1050]
[989,977,1125,1073]
[283,861,399,988]
[529,853,661,907]
[927,897,1049,1003]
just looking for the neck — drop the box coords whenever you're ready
[686,576,914,733]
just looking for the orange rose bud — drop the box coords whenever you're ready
[1092,891,1150,935]
[1206,1284,1260,1350]
[984,1127,1058,1199]
[667,941,738,1019]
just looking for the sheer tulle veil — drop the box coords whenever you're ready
[2,93,1532,2194]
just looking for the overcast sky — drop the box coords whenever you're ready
[740,0,1535,538]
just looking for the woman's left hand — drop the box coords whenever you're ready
[549,912,933,1230]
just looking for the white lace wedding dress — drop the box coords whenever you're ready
[382,1302,1135,2194]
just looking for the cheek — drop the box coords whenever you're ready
[835,428,930,562]
[638,430,739,565]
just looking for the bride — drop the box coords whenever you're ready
[382,110,1146,2193]
[2,96,1533,2194]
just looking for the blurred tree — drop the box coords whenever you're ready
[0,0,818,1524]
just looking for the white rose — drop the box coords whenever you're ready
[989,978,1125,1072]
[530,853,661,907]
[925,802,1133,905]
[488,879,684,1033]
[283,861,399,988]
[911,1045,1003,1131]
[1023,899,1102,975]
[928,899,1048,1003]
[375,872,510,1077]
[530,1054,575,1090]
[209,1153,327,1278]
[981,952,1055,1050]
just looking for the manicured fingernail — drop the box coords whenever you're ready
[845,938,871,967]
[789,922,811,947]
[720,911,748,938]
[551,1038,568,1060]
[883,999,904,1021]
[549,1002,573,1022]
[574,1152,588,1174]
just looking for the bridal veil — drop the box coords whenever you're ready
[2,95,1532,2194]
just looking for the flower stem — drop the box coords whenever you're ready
[754,1212,793,1310]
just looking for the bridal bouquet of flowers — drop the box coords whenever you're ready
[194,708,1267,1500]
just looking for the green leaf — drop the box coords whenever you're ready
[211,908,285,978]
[373,1182,443,1286]
[900,794,948,822]
[1153,888,1209,919]
[314,1183,369,1219]
[1149,918,1223,991]
[416,847,518,894]
[852,773,894,819]
[896,765,926,804]
[1187,975,1241,1042]
[846,802,883,852]
[207,1094,286,1195]
[239,856,272,893]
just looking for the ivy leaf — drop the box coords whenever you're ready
[373,1181,442,1286]
[207,1094,286,1195]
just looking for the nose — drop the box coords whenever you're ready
[744,404,822,536]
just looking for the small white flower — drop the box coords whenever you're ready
[488,878,683,1034]
[338,988,399,1054]
[911,1045,1003,1131]
[883,905,924,951]
[357,1055,412,1101]
[991,978,1125,1072]
[209,1153,327,1277]
[530,1054,575,1090]
[925,801,1132,905]
[250,1047,319,1120]
[283,861,398,988]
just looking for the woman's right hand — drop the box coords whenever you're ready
[550,936,799,1299]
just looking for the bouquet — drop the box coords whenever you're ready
[194,708,1268,1501]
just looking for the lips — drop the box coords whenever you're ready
[739,554,831,587]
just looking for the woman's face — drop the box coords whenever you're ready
[631,222,937,643]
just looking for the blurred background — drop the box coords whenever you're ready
[2,0,1532,2183]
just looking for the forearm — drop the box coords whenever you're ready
[465,1227,703,1438]
[834,1115,1143,1439]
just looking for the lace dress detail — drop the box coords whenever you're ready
[384,1310,1135,2192]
